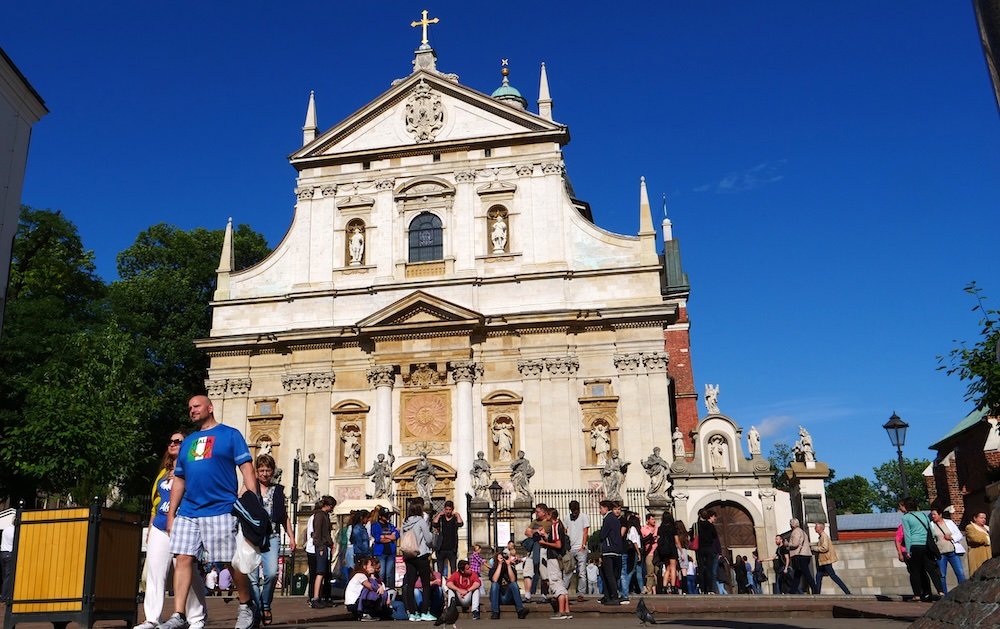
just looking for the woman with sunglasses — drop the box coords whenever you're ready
[134,432,207,629]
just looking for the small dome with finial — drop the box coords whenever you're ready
[491,59,527,110]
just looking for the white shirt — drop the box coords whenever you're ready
[565,512,590,550]
[626,526,641,551]
[305,513,316,554]
[344,572,369,606]
[205,569,218,590]
[941,518,966,554]
[0,525,13,553]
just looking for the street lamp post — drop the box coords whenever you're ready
[883,412,910,500]
[488,480,503,550]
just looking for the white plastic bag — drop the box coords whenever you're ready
[232,524,262,574]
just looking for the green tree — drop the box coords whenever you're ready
[937,281,1000,413]
[871,457,931,512]
[4,322,152,500]
[109,223,270,467]
[0,207,107,501]
[767,441,794,491]
[826,474,877,514]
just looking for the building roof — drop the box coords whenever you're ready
[836,512,904,531]
[930,406,988,449]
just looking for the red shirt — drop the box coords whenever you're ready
[446,570,481,592]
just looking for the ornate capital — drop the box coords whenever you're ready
[376,178,395,191]
[541,162,563,175]
[311,371,336,390]
[672,491,689,502]
[366,365,396,388]
[454,171,476,183]
[613,353,643,373]
[642,352,669,372]
[545,356,580,376]
[228,377,252,397]
[450,360,483,383]
[295,187,314,201]
[515,164,534,177]
[205,379,228,398]
[321,184,337,197]
[517,359,546,378]
[281,373,311,392]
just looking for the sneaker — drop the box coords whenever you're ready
[560,614,573,620]
[490,613,500,620]
[472,610,480,620]
[135,622,158,629]
[420,613,436,621]
[550,615,564,620]
[360,614,376,622]
[408,614,421,622]
[619,598,631,605]
[157,614,189,629]
[516,608,529,619]
[235,602,258,629]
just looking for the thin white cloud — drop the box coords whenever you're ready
[755,414,796,438]
[695,159,788,194]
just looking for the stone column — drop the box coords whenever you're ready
[451,360,482,507]
[511,501,536,552]
[468,500,493,550]
[672,490,690,524]
[367,366,396,460]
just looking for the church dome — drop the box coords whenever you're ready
[491,62,527,109]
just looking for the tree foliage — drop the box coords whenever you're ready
[0,207,107,501]
[109,223,270,470]
[871,457,931,512]
[825,474,878,514]
[937,281,1000,413]
[767,441,794,491]
[4,323,152,499]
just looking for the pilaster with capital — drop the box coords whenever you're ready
[205,379,228,399]
[451,361,482,504]
[517,359,546,378]
[367,365,396,458]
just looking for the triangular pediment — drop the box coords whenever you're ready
[357,291,484,334]
[291,71,566,165]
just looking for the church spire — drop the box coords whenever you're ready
[214,217,235,300]
[638,176,657,263]
[302,90,317,145]
[538,62,553,120]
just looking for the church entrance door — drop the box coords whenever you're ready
[705,501,756,550]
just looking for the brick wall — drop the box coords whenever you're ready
[664,304,698,457]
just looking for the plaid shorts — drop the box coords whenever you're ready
[170,514,238,562]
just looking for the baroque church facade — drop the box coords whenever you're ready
[198,21,820,555]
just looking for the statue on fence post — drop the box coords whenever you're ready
[642,447,669,500]
[471,451,492,500]
[414,451,437,501]
[300,452,319,504]
[601,449,630,502]
[364,451,393,499]
[510,450,535,503]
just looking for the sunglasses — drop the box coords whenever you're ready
[169,439,183,445]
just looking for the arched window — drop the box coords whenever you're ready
[408,213,443,262]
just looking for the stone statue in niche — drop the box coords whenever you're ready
[413,451,437,501]
[642,447,669,499]
[708,436,727,470]
[349,227,365,265]
[510,450,535,503]
[601,449,630,502]
[258,438,273,457]
[590,421,611,466]
[490,212,507,253]
[491,418,514,462]
[747,426,761,457]
[705,384,720,415]
[341,425,361,470]
[300,451,319,503]
[672,427,685,457]
[471,451,492,500]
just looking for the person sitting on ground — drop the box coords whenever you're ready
[344,557,391,622]
[489,548,529,619]
[445,559,482,619]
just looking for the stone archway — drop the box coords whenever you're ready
[705,501,756,550]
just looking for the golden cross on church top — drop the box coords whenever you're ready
[411,10,440,47]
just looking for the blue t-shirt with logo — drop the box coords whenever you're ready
[152,469,172,531]
[174,424,252,517]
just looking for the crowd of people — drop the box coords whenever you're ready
[129,393,996,629]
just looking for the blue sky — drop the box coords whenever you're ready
[4,2,1000,487]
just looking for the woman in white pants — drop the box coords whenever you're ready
[134,432,208,629]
